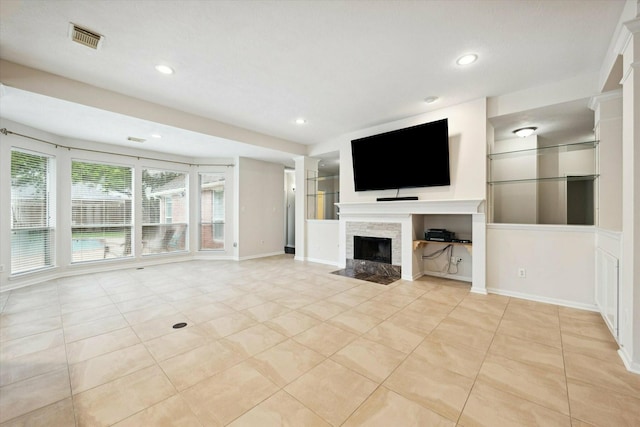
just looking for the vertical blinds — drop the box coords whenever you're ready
[71,160,133,262]
[200,173,225,250]
[141,169,188,254]
[10,149,56,274]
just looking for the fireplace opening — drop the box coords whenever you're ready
[354,236,392,264]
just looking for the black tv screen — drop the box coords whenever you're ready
[351,118,450,191]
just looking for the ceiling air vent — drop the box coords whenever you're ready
[127,137,146,143]
[69,23,103,50]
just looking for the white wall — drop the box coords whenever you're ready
[235,157,285,259]
[594,93,623,231]
[338,98,487,203]
[284,170,295,248]
[305,220,339,265]
[491,136,538,224]
[487,224,596,309]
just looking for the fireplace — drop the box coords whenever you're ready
[332,231,401,285]
[335,199,487,294]
[354,236,392,264]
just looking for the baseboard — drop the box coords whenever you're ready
[236,251,285,261]
[304,257,339,267]
[470,286,488,295]
[409,272,422,281]
[618,348,640,375]
[421,271,472,283]
[2,252,273,292]
[486,287,599,311]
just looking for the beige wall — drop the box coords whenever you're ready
[236,157,285,259]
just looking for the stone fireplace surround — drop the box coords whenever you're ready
[333,222,404,285]
[336,199,486,293]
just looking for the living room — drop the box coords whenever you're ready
[1,1,639,425]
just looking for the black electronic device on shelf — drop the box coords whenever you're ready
[425,229,455,242]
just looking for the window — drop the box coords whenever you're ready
[200,173,225,250]
[71,160,133,262]
[10,149,56,274]
[164,197,173,224]
[142,169,187,255]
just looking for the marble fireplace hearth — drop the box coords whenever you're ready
[332,259,401,285]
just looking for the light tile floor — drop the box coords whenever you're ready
[0,255,639,426]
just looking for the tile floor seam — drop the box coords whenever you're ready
[59,281,79,427]
[454,293,509,425]
[346,289,469,424]
[562,351,640,400]
[559,314,576,423]
[218,375,282,427]
[65,351,79,426]
[0,281,71,426]
[279,387,331,427]
[463,298,581,423]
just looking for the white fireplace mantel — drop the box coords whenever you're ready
[336,199,485,216]
[336,199,487,294]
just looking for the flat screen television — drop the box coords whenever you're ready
[351,118,450,191]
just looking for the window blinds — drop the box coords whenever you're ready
[200,173,225,250]
[141,169,188,255]
[10,149,56,274]
[71,160,133,262]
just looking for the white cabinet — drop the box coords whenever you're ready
[595,247,619,339]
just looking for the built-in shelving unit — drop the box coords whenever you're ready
[488,139,599,225]
[487,140,599,161]
[306,171,339,220]
[413,239,472,253]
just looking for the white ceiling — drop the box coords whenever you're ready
[0,0,626,165]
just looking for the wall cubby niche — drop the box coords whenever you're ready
[306,170,339,220]
[488,139,598,225]
[413,214,473,282]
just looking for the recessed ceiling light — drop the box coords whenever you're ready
[151,134,162,138]
[456,54,478,66]
[513,127,538,138]
[424,96,439,104]
[295,118,307,125]
[155,64,174,75]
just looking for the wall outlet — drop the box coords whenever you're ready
[450,256,462,265]
[518,268,526,278]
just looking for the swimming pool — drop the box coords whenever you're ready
[71,239,105,252]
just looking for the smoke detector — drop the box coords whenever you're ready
[69,23,104,50]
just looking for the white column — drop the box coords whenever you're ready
[589,91,623,231]
[294,156,318,261]
[471,212,487,294]
[619,17,640,373]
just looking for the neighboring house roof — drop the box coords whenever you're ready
[71,182,130,200]
[148,176,186,197]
